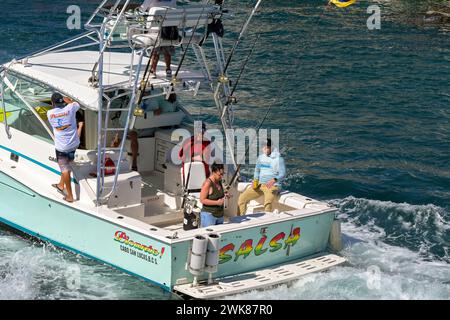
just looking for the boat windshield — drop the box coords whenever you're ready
[1,77,53,143]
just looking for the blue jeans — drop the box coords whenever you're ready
[200,211,224,228]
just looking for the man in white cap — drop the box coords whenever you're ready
[47,92,82,203]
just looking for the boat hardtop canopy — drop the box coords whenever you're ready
[4,51,204,111]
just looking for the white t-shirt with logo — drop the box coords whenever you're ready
[47,102,81,152]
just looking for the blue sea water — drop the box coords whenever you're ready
[0,0,449,299]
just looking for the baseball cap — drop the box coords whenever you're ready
[51,92,65,107]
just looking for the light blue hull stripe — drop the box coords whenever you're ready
[0,144,78,184]
[0,215,171,292]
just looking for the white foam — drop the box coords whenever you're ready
[1,196,448,300]
[0,236,165,299]
[223,197,450,300]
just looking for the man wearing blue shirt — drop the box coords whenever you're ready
[237,139,286,215]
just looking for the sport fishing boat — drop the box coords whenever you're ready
[0,0,346,299]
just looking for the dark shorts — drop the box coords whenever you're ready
[56,150,75,172]
[155,46,175,56]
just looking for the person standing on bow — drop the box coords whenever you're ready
[47,93,82,203]
[200,163,228,227]
[237,139,286,215]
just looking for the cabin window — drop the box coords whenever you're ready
[1,81,53,143]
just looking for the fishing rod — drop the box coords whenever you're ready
[181,154,194,210]
[221,0,263,76]
[225,33,260,106]
[135,8,170,112]
[172,0,210,84]
[180,124,204,211]
[215,0,262,125]
[226,102,273,189]
[215,0,263,153]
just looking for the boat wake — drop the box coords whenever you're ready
[224,196,450,300]
[0,196,449,299]
[0,230,171,300]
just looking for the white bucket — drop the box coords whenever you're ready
[205,233,221,273]
[189,254,206,275]
[189,235,208,276]
[191,235,208,255]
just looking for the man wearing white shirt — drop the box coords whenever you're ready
[47,92,82,203]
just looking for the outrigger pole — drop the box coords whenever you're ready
[86,0,134,204]
[213,0,263,170]
[180,0,264,208]
[222,0,263,76]
[224,33,260,112]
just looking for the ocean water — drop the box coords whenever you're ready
[0,0,449,299]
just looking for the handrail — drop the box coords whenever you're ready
[85,0,114,28]
[135,8,170,108]
[95,28,106,205]
[90,0,132,57]
[172,1,210,82]
[0,83,12,140]
[28,31,96,59]
[88,2,133,203]
[46,42,99,55]
[0,31,95,74]
[88,0,133,86]
[0,63,14,139]
[100,51,146,203]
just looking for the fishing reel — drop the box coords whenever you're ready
[88,75,99,88]
[228,95,237,104]
[218,74,229,84]
[133,106,145,117]
[182,196,201,231]
[170,77,182,86]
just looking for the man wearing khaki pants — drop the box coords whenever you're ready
[238,139,286,215]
